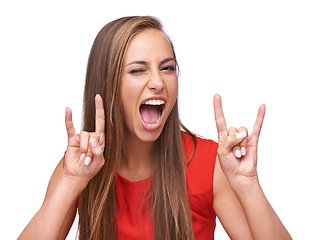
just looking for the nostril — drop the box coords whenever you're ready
[149,79,165,91]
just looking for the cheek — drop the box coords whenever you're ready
[120,77,141,123]
[166,77,178,105]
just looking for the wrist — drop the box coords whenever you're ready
[228,175,261,196]
[58,173,88,199]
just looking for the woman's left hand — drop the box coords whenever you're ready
[213,94,266,189]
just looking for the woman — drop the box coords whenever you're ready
[18,16,291,240]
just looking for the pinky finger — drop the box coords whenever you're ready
[251,104,266,139]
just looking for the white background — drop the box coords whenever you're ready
[1,0,310,239]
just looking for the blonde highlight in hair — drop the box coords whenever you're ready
[79,16,195,240]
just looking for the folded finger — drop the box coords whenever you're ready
[79,132,92,166]
[79,131,90,154]
[84,155,92,166]
[228,127,242,158]
[84,146,93,166]
[89,134,105,168]
[238,127,248,156]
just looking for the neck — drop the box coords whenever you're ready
[119,131,155,182]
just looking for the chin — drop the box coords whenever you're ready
[137,127,164,143]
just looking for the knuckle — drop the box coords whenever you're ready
[80,131,88,137]
[92,146,103,157]
[89,139,103,156]
[90,132,99,141]
[227,127,238,135]
[238,126,248,133]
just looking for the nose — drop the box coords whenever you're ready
[148,71,165,92]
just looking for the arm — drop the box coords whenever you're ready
[42,160,78,239]
[18,160,80,240]
[232,177,289,239]
[18,95,106,240]
[213,156,253,240]
[213,94,291,240]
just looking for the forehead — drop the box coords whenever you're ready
[124,28,174,63]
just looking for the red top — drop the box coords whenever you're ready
[116,132,218,239]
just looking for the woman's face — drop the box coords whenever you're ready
[120,28,178,143]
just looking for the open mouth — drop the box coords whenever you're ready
[139,99,165,126]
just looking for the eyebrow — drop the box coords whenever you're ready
[125,57,176,67]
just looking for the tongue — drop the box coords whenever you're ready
[140,105,160,124]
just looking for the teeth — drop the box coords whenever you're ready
[143,99,165,105]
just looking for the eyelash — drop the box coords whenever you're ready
[162,65,176,72]
[129,65,176,75]
[129,69,146,74]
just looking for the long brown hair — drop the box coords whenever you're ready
[79,16,195,240]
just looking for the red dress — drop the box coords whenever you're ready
[116,132,218,239]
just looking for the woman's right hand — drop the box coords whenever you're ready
[63,94,106,189]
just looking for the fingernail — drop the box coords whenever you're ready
[241,147,247,156]
[90,138,97,148]
[234,150,242,158]
[236,131,247,140]
[80,153,86,161]
[84,156,92,166]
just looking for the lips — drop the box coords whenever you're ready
[139,97,166,130]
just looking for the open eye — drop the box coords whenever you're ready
[161,65,176,72]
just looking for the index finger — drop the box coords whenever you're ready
[213,94,227,136]
[95,94,105,135]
